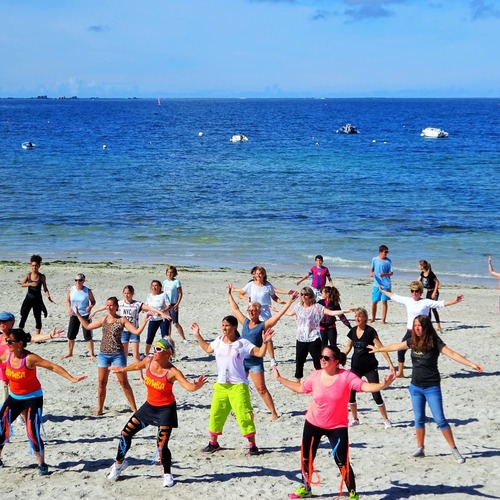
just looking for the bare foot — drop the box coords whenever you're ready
[396,372,404,378]
[62,353,73,359]
[381,321,388,324]
[370,319,376,323]
[93,410,104,416]
[271,414,281,421]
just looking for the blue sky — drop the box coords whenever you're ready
[1,0,499,97]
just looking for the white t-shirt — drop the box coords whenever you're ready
[294,303,324,342]
[210,336,255,384]
[391,294,445,330]
[145,293,170,321]
[118,299,143,328]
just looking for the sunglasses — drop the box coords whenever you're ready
[319,355,335,362]
[6,339,20,345]
[410,290,421,294]
[154,346,170,353]
[75,279,84,282]
[301,293,311,297]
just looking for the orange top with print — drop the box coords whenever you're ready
[5,352,41,395]
[144,359,175,407]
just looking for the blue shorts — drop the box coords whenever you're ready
[244,356,264,373]
[97,352,127,368]
[372,285,391,302]
[121,330,140,344]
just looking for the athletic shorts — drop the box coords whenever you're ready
[135,401,178,428]
[372,285,391,302]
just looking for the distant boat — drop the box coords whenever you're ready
[157,97,161,106]
[421,127,448,138]
[336,123,358,134]
[229,134,248,143]
[22,141,36,149]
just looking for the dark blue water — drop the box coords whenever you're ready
[1,98,499,283]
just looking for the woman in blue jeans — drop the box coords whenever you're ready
[369,314,483,464]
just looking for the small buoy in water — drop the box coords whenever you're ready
[372,140,377,143]
[198,131,204,137]
[102,144,107,149]
[315,142,320,146]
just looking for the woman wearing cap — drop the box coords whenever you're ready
[74,297,150,416]
[64,273,97,360]
[106,338,207,487]
[378,282,463,378]
[0,328,86,475]
[191,316,276,456]
[273,345,395,500]
[19,254,55,336]
[369,315,483,464]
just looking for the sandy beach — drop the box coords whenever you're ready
[1,260,499,500]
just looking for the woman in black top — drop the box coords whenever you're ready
[369,315,483,464]
[343,307,394,428]
[418,260,442,332]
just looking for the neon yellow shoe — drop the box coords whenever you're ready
[349,491,359,500]
[288,485,312,498]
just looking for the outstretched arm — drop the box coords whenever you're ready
[250,328,275,358]
[110,359,149,374]
[272,366,304,393]
[440,345,484,372]
[169,368,208,392]
[264,291,299,329]
[361,371,396,392]
[227,284,247,324]
[295,274,308,286]
[373,337,395,371]
[368,341,409,354]
[378,286,394,299]
[323,306,355,317]
[28,354,87,383]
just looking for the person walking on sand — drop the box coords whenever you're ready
[418,260,442,332]
[74,297,150,416]
[379,281,463,378]
[19,254,55,336]
[296,255,333,300]
[106,338,207,487]
[369,315,483,464]
[191,317,275,456]
[0,328,86,475]
[343,307,394,428]
[273,345,395,499]
[227,283,299,420]
[370,245,393,323]
[64,273,96,360]
[163,266,188,343]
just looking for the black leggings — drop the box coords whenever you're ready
[0,395,44,453]
[295,339,322,380]
[301,420,356,493]
[398,330,412,363]
[115,414,173,473]
[320,326,338,348]
[426,291,441,323]
[349,368,384,406]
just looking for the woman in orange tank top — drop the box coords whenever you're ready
[0,328,86,476]
[106,338,207,488]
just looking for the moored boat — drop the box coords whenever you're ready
[421,127,448,138]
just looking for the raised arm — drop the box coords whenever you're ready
[122,316,150,335]
[444,294,464,307]
[264,291,299,329]
[74,305,104,330]
[488,256,500,278]
[191,322,214,354]
[89,304,106,319]
[249,328,275,358]
[227,284,247,324]
[360,371,396,392]
[440,345,483,372]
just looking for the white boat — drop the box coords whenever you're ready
[229,134,248,143]
[421,127,448,138]
[336,123,358,134]
[21,141,36,149]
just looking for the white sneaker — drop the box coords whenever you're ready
[348,419,359,428]
[451,447,465,464]
[384,419,393,429]
[182,339,189,344]
[163,473,174,487]
[107,459,129,481]
[412,447,425,458]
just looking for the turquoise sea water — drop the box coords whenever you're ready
[1,98,499,284]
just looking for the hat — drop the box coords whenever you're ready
[155,338,173,352]
[409,281,424,293]
[0,311,15,322]
[75,273,86,280]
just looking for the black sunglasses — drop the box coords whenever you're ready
[319,355,334,362]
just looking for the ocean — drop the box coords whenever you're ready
[1,98,499,285]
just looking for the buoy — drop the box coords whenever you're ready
[198,131,204,137]
[102,144,107,149]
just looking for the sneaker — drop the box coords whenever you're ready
[412,447,425,458]
[107,459,129,480]
[349,491,360,500]
[451,447,465,464]
[384,419,393,429]
[38,463,49,476]
[348,419,359,427]
[201,442,221,454]
[163,473,174,487]
[182,339,189,344]
[246,445,260,456]
[288,485,312,499]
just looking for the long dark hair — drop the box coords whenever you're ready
[8,328,32,347]
[410,315,439,352]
